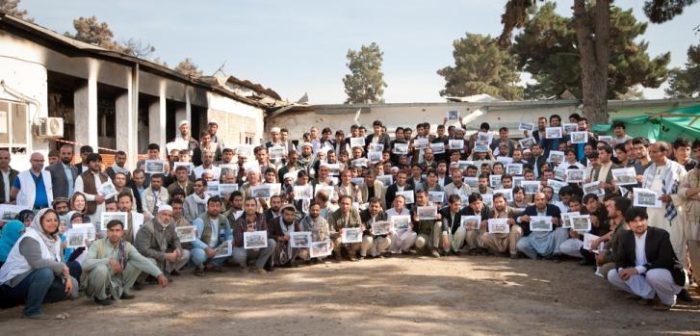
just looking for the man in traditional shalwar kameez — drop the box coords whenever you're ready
[83,220,168,305]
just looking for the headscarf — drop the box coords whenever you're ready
[0,220,25,262]
[29,209,60,261]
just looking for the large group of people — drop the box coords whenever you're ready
[0,115,698,319]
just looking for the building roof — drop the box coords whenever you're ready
[0,12,288,111]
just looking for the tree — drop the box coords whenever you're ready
[499,0,698,124]
[0,0,32,21]
[666,45,700,97]
[120,38,156,58]
[343,42,387,104]
[513,2,669,100]
[174,58,203,77]
[66,16,120,50]
[438,33,522,100]
[66,16,156,59]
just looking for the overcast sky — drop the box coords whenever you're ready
[20,0,700,103]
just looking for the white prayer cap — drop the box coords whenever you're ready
[453,127,465,133]
[523,149,532,153]
[301,142,312,148]
[178,120,189,127]
[158,204,173,213]
[284,171,297,180]
[270,127,281,133]
[208,120,218,125]
[390,166,399,173]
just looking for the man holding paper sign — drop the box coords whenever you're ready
[480,193,522,258]
[329,196,363,261]
[515,193,566,259]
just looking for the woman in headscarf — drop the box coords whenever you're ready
[0,220,25,267]
[0,209,79,319]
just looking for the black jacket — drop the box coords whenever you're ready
[615,227,685,286]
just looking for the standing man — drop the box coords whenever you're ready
[0,148,19,203]
[642,142,688,267]
[208,120,226,150]
[105,150,131,182]
[679,153,700,293]
[74,153,111,224]
[47,144,77,199]
[12,153,53,210]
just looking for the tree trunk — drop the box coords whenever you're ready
[573,0,610,125]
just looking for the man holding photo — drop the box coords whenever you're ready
[329,195,363,261]
[191,196,232,276]
[232,197,276,273]
[515,192,566,260]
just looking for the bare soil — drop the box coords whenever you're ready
[1,255,698,336]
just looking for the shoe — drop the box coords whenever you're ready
[349,257,358,262]
[677,289,693,302]
[357,256,365,261]
[254,267,268,274]
[170,270,181,276]
[120,293,135,300]
[94,297,114,306]
[240,267,249,273]
[652,303,672,311]
[209,265,223,273]
[430,250,441,258]
[579,260,593,266]
[335,255,343,262]
[509,254,519,259]
[637,298,653,306]
[264,264,275,272]
[194,267,205,277]
[23,313,50,320]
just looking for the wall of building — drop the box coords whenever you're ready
[207,91,265,148]
[266,102,579,142]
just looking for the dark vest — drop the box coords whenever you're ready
[81,171,108,215]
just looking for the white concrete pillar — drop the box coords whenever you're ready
[74,74,98,150]
[148,81,167,148]
[129,65,140,170]
[115,70,137,169]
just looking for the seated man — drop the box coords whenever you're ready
[439,194,467,255]
[268,204,300,267]
[360,197,391,259]
[135,205,190,277]
[83,219,168,305]
[232,197,276,273]
[480,192,523,258]
[462,193,491,254]
[191,196,231,276]
[411,190,441,258]
[329,195,363,261]
[515,192,567,259]
[607,207,686,311]
[386,195,416,254]
[595,196,632,278]
[297,201,332,261]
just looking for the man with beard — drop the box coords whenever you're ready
[135,205,190,277]
[515,192,565,260]
[232,197,276,273]
[46,144,77,199]
[297,202,332,261]
[268,205,300,266]
[74,153,110,223]
[83,219,168,305]
[360,198,391,259]
[329,195,363,261]
[191,196,232,276]
[184,178,209,222]
[116,191,144,244]
[480,193,522,258]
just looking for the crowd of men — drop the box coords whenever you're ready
[0,115,698,319]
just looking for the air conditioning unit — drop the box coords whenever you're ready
[35,117,64,138]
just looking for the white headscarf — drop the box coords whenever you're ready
[30,209,60,261]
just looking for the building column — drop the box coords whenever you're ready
[115,70,137,169]
[148,81,166,150]
[74,76,98,150]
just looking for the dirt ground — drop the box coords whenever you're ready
[1,255,698,336]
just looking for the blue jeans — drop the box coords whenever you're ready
[1,267,70,316]
[190,248,226,268]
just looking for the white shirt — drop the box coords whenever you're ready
[209,217,220,247]
[1,169,9,202]
[634,231,648,274]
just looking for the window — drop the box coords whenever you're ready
[0,100,28,153]
[242,132,255,145]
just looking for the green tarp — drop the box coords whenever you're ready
[592,104,700,142]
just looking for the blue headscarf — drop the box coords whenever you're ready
[0,220,25,262]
